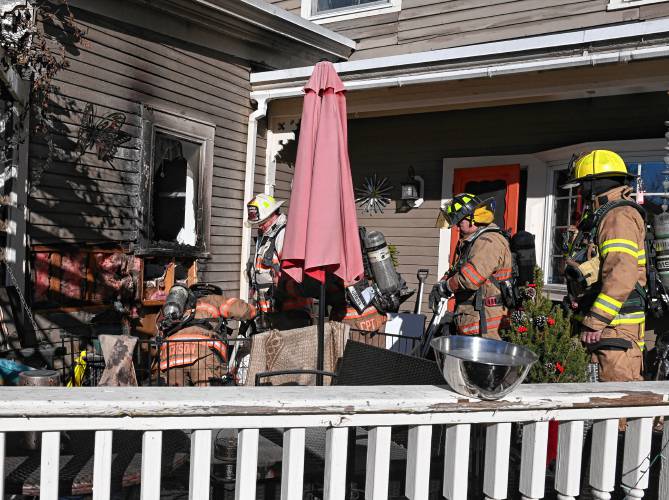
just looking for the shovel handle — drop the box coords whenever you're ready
[414,269,430,315]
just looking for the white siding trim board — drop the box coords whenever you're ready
[240,98,269,301]
[609,0,669,9]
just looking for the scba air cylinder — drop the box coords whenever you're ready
[654,211,669,291]
[364,230,401,294]
[162,285,191,321]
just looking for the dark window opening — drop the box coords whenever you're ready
[463,179,507,230]
[151,133,200,246]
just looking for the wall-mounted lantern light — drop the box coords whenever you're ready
[397,166,424,212]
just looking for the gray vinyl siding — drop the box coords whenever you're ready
[268,92,669,309]
[268,0,302,15]
[266,0,669,60]
[28,11,253,295]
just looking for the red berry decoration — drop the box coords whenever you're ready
[501,268,589,384]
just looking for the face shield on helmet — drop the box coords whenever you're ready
[440,193,495,228]
[247,204,261,223]
[246,194,284,225]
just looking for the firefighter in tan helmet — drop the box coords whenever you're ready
[562,150,646,382]
[246,194,312,330]
[429,193,513,339]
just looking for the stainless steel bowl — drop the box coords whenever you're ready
[430,336,538,400]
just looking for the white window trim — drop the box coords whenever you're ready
[608,0,668,9]
[302,0,401,24]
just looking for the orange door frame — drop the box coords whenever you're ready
[448,164,521,266]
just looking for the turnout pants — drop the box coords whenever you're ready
[592,325,643,382]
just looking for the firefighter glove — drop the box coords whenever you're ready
[429,280,451,313]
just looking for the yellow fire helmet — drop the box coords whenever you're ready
[562,149,635,189]
[247,193,284,224]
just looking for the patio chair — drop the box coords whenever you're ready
[333,339,444,386]
[246,321,350,387]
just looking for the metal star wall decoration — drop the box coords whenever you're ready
[355,174,393,214]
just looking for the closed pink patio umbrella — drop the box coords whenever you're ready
[281,61,364,384]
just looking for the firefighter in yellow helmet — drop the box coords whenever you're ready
[429,193,513,339]
[562,150,645,382]
[246,194,312,330]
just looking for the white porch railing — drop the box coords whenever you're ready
[1,382,669,500]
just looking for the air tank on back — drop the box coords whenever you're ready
[363,230,401,294]
[654,211,669,291]
[162,284,191,322]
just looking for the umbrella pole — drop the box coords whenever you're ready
[317,280,325,386]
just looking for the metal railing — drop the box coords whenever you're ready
[57,329,422,387]
[1,382,669,499]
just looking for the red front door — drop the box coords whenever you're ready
[449,164,521,265]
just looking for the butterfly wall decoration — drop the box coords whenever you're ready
[77,102,132,163]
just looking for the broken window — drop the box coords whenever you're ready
[139,107,214,256]
[152,133,200,246]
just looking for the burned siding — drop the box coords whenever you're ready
[266,0,669,60]
[28,12,253,295]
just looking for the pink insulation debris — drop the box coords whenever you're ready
[92,252,137,303]
[97,252,126,273]
[34,252,50,301]
[32,250,138,306]
[61,253,86,301]
[92,253,124,302]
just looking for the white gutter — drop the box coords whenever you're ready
[239,98,268,300]
[251,18,669,85]
[250,44,669,101]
